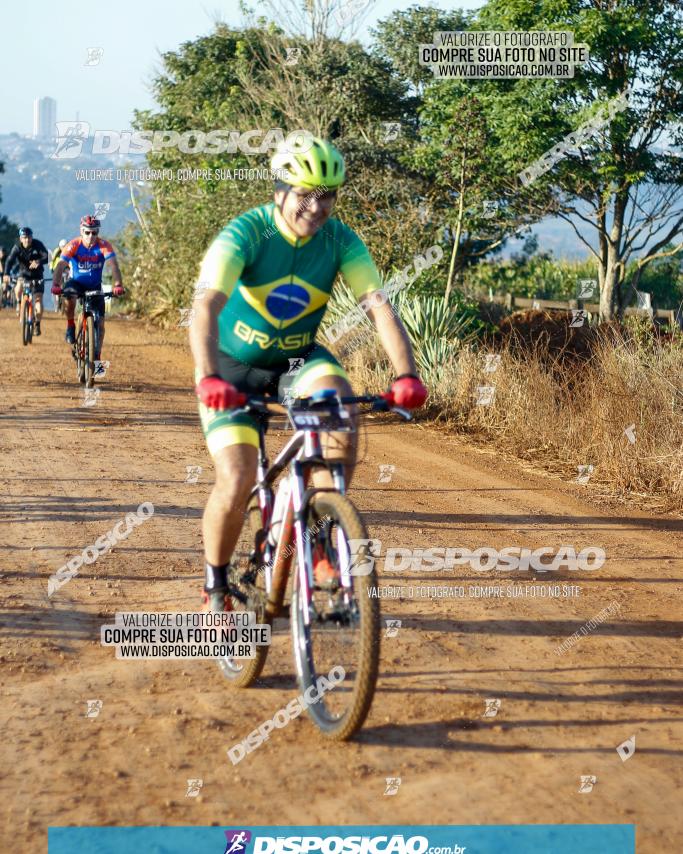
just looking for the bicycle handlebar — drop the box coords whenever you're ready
[231,393,412,421]
[62,289,116,298]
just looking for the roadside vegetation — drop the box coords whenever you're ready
[114,0,683,508]
[333,298,683,510]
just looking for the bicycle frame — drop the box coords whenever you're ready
[66,289,110,359]
[234,392,411,625]
[253,421,350,620]
[242,393,409,624]
[23,288,34,319]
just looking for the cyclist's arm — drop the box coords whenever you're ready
[190,290,228,379]
[56,240,78,287]
[53,258,69,287]
[189,221,249,380]
[3,246,18,280]
[365,297,417,376]
[338,228,418,377]
[107,255,123,288]
[36,242,49,266]
[99,241,122,287]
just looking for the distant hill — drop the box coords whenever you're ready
[0,133,139,253]
[503,217,591,261]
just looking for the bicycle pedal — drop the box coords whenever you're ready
[317,606,352,626]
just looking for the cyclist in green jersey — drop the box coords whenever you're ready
[190,136,427,609]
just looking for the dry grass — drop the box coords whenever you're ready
[336,326,683,511]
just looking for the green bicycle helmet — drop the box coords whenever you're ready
[271,136,346,190]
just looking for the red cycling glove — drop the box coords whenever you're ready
[383,374,428,409]
[113,285,125,297]
[51,284,62,295]
[195,375,246,410]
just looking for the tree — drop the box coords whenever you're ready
[120,18,424,320]
[476,0,683,320]
[371,4,472,96]
[412,93,523,303]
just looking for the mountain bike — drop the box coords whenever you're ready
[215,389,411,740]
[19,280,39,346]
[63,288,113,388]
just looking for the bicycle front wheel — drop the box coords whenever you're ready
[291,491,379,741]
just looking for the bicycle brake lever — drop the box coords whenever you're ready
[229,406,251,417]
[391,406,412,421]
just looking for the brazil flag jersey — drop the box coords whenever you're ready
[198,202,381,368]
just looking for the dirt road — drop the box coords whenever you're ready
[1,312,681,853]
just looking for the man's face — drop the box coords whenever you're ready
[81,227,99,248]
[19,235,32,249]
[275,185,337,237]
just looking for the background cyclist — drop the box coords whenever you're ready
[52,215,125,365]
[51,239,69,312]
[190,136,427,610]
[51,239,68,272]
[0,248,9,305]
[2,227,49,335]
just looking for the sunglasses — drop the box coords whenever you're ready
[292,189,337,205]
[82,229,99,236]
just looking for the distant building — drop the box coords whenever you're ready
[33,97,57,139]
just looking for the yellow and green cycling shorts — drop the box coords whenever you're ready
[197,345,349,455]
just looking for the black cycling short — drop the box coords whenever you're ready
[216,351,289,397]
[17,277,44,295]
[65,282,106,315]
[197,345,349,454]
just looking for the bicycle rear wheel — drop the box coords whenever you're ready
[85,315,96,387]
[291,491,379,741]
[216,494,271,687]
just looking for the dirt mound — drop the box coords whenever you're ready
[490,309,623,362]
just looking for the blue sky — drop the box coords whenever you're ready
[1,0,484,135]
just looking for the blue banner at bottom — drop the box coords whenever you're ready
[48,824,635,854]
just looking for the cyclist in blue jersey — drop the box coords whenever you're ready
[51,215,125,360]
